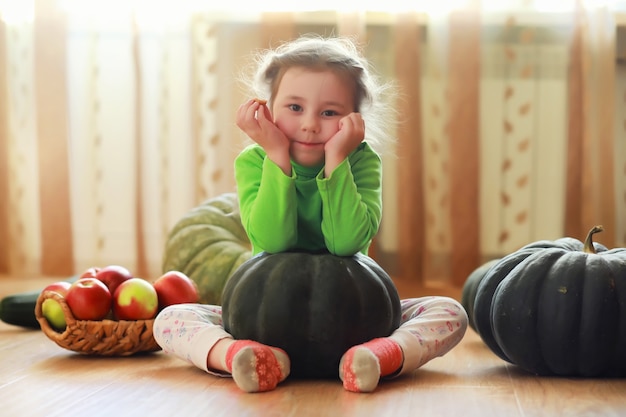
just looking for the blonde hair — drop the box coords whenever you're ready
[242,35,396,154]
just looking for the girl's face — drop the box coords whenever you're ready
[271,66,355,167]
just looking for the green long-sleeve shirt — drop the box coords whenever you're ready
[234,142,382,256]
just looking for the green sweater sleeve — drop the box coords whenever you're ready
[234,145,298,254]
[317,144,382,256]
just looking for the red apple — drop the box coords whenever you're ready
[80,266,101,278]
[95,265,133,295]
[153,271,199,310]
[65,278,112,320]
[42,281,72,296]
[113,278,158,320]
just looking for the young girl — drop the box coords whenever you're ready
[153,35,467,394]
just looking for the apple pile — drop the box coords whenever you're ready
[40,265,199,331]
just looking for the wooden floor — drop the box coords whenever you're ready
[2,275,626,417]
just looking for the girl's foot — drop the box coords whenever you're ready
[225,340,290,392]
[339,338,403,393]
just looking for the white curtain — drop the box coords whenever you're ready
[1,0,625,287]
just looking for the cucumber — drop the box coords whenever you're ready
[0,277,78,329]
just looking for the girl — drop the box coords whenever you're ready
[153,35,468,394]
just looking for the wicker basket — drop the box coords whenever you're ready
[35,290,161,356]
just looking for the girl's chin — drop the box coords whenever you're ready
[291,153,325,167]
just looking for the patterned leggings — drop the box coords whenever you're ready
[153,296,468,377]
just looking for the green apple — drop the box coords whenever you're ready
[42,298,66,331]
[113,278,158,320]
[40,281,72,331]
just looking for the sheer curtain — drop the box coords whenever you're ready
[1,0,625,288]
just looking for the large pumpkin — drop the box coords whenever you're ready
[162,193,252,304]
[467,226,626,377]
[221,251,402,378]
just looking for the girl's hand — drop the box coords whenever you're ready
[236,99,287,150]
[324,112,365,175]
[236,99,291,175]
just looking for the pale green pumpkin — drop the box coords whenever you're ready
[162,193,252,305]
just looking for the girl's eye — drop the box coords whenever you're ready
[321,110,338,117]
[288,104,302,112]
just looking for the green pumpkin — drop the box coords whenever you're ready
[461,258,499,332]
[221,251,402,378]
[162,193,252,304]
[468,226,626,377]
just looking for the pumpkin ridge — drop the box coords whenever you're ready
[575,253,620,376]
[492,248,567,375]
[461,259,499,331]
[264,256,307,339]
[352,257,397,333]
[359,254,401,330]
[227,259,265,337]
[473,248,543,362]
[307,255,336,349]
[164,223,247,263]
[604,256,626,374]
[165,225,241,260]
[169,223,245,244]
[535,251,586,375]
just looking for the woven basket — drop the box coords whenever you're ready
[35,290,161,356]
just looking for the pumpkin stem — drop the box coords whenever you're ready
[583,225,604,254]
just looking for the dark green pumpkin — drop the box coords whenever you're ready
[469,226,626,377]
[221,251,401,378]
